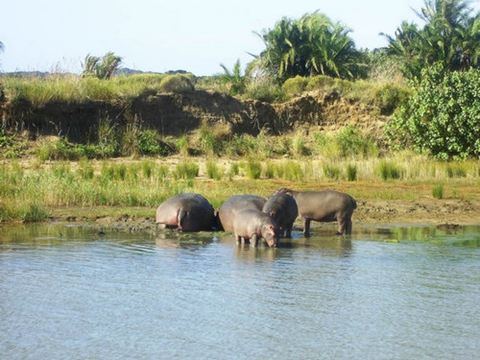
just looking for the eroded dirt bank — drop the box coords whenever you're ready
[2,89,388,142]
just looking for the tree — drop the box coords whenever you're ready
[253,12,366,83]
[219,59,246,95]
[382,0,480,80]
[82,52,122,79]
[385,64,480,160]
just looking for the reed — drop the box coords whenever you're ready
[173,161,199,180]
[206,160,223,180]
[432,183,444,199]
[246,159,262,179]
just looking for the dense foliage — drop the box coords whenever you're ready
[253,12,366,83]
[386,64,480,160]
[382,0,480,80]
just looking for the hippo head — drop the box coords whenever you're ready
[262,224,278,247]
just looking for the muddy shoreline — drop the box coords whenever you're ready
[43,197,480,234]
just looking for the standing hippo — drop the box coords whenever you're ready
[218,194,267,232]
[262,192,298,238]
[155,193,217,232]
[232,209,278,247]
[275,188,357,236]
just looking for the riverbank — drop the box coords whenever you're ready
[41,196,480,235]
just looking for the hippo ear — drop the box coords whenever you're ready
[269,210,276,217]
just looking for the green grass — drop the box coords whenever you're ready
[0,156,479,222]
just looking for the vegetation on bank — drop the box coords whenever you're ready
[1,0,480,222]
[1,152,479,223]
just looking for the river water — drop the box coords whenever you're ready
[1,223,479,360]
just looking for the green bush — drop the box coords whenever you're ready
[206,161,223,180]
[386,64,480,160]
[335,125,378,159]
[159,74,194,93]
[373,83,411,115]
[282,76,309,95]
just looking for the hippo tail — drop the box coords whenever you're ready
[350,196,357,209]
[177,208,188,231]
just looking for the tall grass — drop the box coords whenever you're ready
[0,155,479,222]
[0,73,179,106]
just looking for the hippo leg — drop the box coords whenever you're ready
[285,221,294,238]
[303,218,311,237]
[336,218,347,235]
[250,234,258,247]
[235,234,242,245]
[345,219,353,235]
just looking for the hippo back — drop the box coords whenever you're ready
[155,193,216,232]
[218,195,267,232]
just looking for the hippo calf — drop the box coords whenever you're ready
[262,192,298,238]
[275,188,357,236]
[232,209,278,247]
[155,193,217,232]
[218,194,267,232]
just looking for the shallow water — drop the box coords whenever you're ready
[1,223,479,359]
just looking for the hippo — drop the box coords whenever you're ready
[155,193,217,232]
[262,192,298,238]
[275,188,357,236]
[218,194,267,232]
[232,209,278,247]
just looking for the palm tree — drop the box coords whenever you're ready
[82,52,122,79]
[219,59,246,95]
[382,0,480,79]
[254,12,365,82]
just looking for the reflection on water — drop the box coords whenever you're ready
[1,223,479,359]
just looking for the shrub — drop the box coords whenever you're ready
[386,64,480,160]
[159,74,194,93]
[373,83,411,115]
[335,125,378,159]
[206,161,223,180]
[282,76,309,96]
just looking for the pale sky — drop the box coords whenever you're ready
[1,0,479,76]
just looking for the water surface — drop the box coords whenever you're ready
[1,223,479,359]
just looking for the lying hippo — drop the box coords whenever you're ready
[155,193,217,232]
[232,209,278,247]
[218,194,267,232]
[275,188,357,236]
[262,192,298,238]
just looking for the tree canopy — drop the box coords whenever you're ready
[253,12,366,83]
[382,0,480,80]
